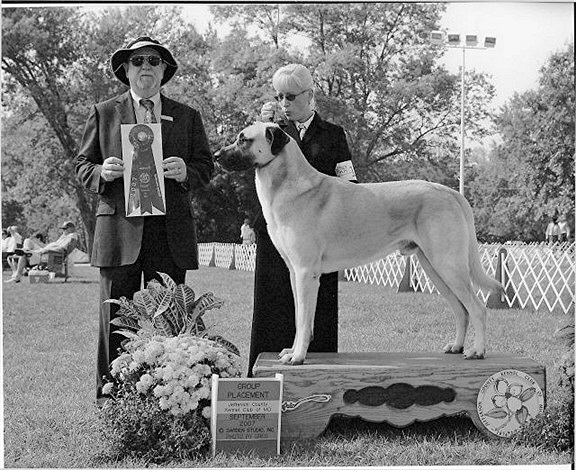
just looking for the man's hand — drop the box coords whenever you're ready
[163,156,187,183]
[101,157,124,182]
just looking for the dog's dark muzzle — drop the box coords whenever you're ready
[214,144,254,172]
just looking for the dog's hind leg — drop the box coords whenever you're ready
[417,248,487,359]
[279,267,320,365]
[416,250,468,354]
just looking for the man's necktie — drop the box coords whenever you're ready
[140,99,157,124]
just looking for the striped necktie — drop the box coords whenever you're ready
[140,99,157,124]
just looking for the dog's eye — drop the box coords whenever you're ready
[238,134,250,145]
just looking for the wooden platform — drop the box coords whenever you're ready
[253,352,546,439]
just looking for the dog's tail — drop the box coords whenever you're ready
[460,196,505,297]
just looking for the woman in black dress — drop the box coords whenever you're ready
[248,63,358,376]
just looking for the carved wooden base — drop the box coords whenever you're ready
[252,352,546,439]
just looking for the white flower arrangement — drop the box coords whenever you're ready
[104,334,241,418]
[99,273,241,461]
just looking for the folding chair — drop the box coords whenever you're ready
[38,250,70,282]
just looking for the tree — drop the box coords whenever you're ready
[1,8,96,246]
[469,43,575,241]
[210,4,282,48]
[212,3,496,188]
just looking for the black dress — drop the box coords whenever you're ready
[247,113,356,376]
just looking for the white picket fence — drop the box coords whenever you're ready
[198,242,256,271]
[198,242,575,314]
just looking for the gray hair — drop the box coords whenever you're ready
[272,63,314,93]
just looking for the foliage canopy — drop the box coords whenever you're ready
[2,4,573,249]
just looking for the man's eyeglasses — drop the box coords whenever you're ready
[128,55,164,67]
[274,89,309,102]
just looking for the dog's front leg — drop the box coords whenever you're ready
[279,268,299,359]
[279,268,320,365]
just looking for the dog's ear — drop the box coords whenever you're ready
[266,125,290,155]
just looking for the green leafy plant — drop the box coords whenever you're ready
[99,273,242,461]
[106,272,239,356]
[512,318,574,452]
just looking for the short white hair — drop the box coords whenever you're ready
[272,63,314,92]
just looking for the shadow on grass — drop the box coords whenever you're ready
[58,279,99,284]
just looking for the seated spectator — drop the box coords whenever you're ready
[6,226,23,275]
[25,232,47,266]
[4,231,45,283]
[2,228,9,252]
[2,229,10,270]
[38,221,79,256]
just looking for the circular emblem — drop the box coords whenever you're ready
[139,172,151,184]
[137,130,149,142]
[477,369,544,437]
[128,124,154,148]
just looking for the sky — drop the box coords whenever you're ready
[182,2,574,109]
[438,2,574,108]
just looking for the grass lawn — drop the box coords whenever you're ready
[2,264,573,467]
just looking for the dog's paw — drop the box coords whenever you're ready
[443,343,464,354]
[463,348,485,359]
[278,348,293,358]
[278,352,305,366]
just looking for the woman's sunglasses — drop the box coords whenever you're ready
[128,55,164,67]
[274,89,309,102]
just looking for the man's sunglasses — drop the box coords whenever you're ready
[128,55,164,67]
[274,89,309,102]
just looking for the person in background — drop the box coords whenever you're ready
[2,229,10,270]
[6,226,23,276]
[240,218,256,244]
[2,228,9,253]
[38,221,79,256]
[75,36,213,406]
[558,214,570,243]
[4,231,45,283]
[247,63,358,376]
[545,216,560,244]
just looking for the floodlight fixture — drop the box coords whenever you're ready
[447,34,461,46]
[429,30,444,45]
[465,35,478,47]
[484,37,496,48]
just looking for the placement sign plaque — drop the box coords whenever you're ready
[211,374,283,456]
[121,123,166,217]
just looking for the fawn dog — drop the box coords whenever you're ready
[215,122,503,365]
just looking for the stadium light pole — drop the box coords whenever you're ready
[429,31,496,197]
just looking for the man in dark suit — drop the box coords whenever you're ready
[76,37,213,405]
[248,63,357,376]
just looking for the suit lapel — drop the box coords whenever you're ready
[115,92,136,124]
[302,113,322,144]
[284,120,300,143]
